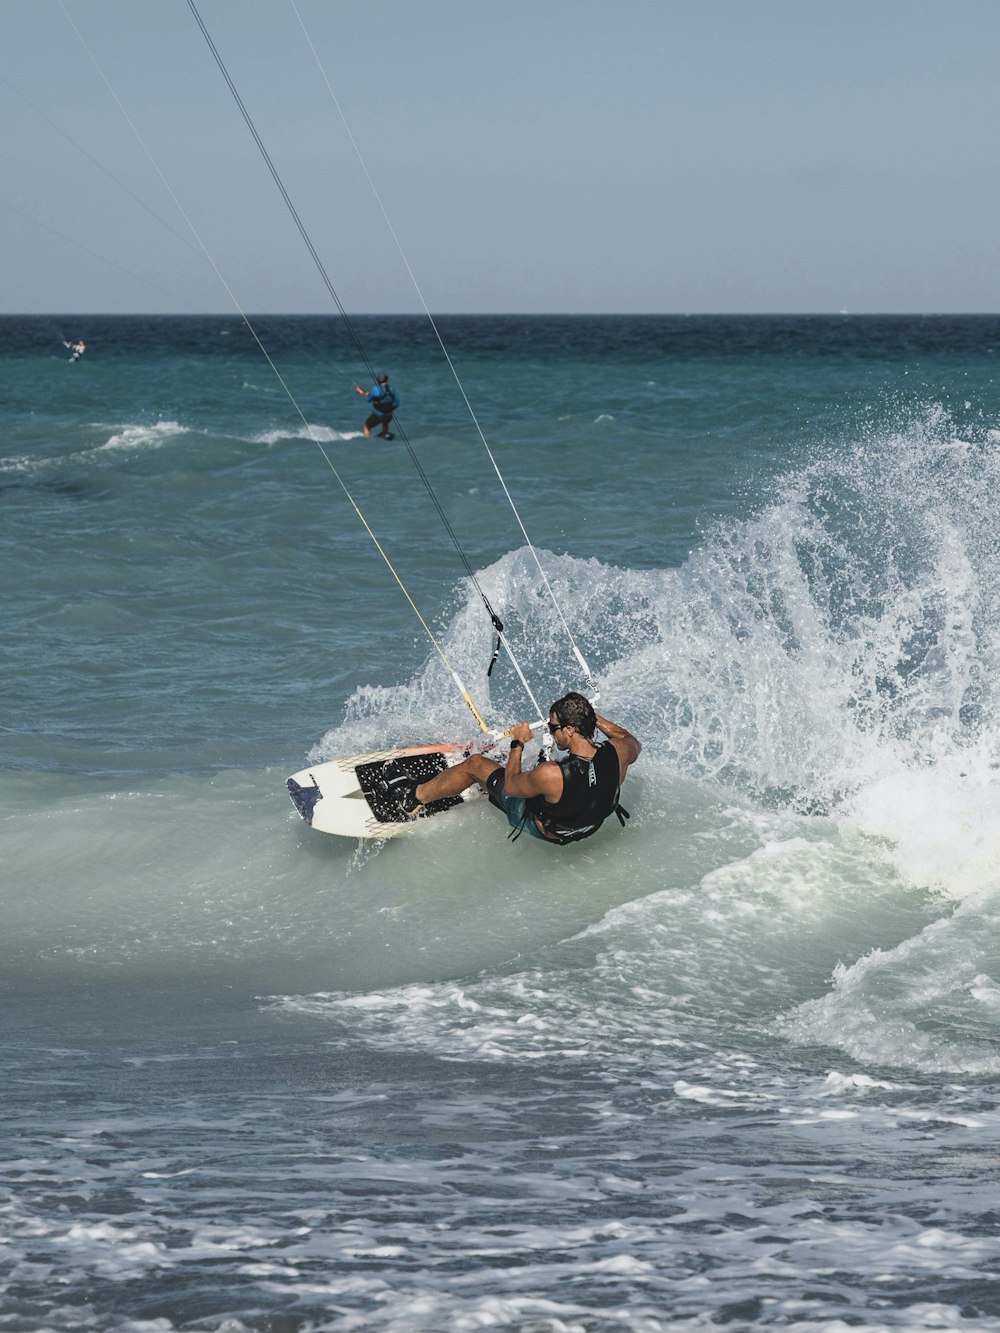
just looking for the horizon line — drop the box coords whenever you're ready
[4,310,1000,320]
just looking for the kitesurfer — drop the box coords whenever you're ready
[64,339,86,362]
[354,372,399,439]
[382,692,640,844]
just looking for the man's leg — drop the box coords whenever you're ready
[382,753,499,817]
[415,753,498,804]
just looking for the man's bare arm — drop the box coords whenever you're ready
[502,720,562,801]
[595,711,641,776]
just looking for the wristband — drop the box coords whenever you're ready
[509,739,524,750]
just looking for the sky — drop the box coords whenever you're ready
[2,0,999,315]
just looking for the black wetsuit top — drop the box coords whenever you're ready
[528,741,624,844]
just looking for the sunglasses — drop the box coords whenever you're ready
[548,717,565,731]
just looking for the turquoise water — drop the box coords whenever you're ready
[5,314,1000,1330]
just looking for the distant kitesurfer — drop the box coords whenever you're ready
[64,339,85,362]
[382,692,641,844]
[354,372,398,439]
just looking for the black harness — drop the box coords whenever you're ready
[511,742,630,844]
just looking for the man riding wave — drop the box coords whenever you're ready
[382,692,640,844]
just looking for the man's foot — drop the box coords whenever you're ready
[381,759,423,817]
[379,432,394,440]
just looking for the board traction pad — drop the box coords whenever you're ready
[356,751,465,823]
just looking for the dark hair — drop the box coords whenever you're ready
[377,372,389,383]
[550,691,596,739]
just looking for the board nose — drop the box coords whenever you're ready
[286,775,322,825]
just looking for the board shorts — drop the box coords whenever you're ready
[485,768,547,841]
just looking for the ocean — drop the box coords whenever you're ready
[4,313,1000,1331]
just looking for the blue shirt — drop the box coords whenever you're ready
[366,382,399,412]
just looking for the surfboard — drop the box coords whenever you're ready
[286,741,481,839]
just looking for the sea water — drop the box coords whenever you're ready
[4,314,1000,1331]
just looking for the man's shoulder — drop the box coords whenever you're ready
[531,756,565,793]
[606,733,640,768]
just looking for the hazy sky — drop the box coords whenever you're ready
[3,0,999,314]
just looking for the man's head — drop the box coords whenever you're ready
[549,691,596,741]
[377,372,389,384]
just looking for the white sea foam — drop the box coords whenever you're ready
[844,740,1000,900]
[97,420,189,453]
[774,891,1000,1073]
[250,423,359,445]
[0,420,190,475]
[0,454,36,475]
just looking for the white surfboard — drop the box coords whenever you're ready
[286,741,481,839]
